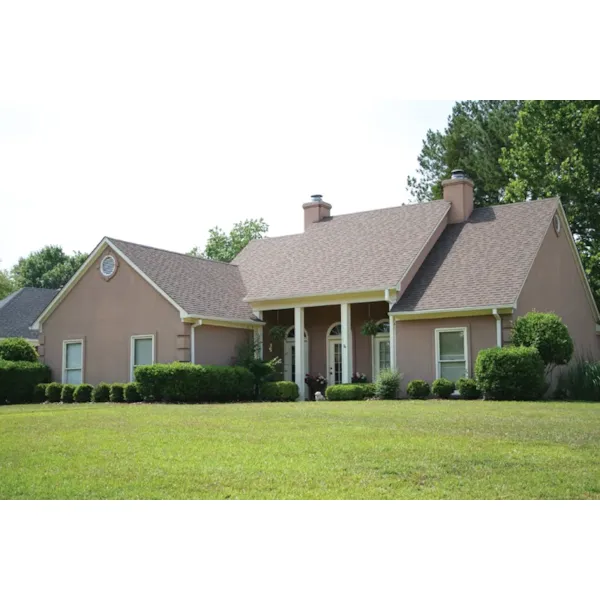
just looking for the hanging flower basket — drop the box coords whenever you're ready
[361,320,379,337]
[269,325,288,342]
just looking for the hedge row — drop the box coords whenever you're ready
[0,360,51,404]
[325,383,376,400]
[259,381,299,402]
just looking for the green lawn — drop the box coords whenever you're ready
[1,401,599,499]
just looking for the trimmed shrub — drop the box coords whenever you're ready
[34,383,50,403]
[110,383,125,403]
[74,384,93,403]
[375,369,402,399]
[432,378,455,399]
[0,337,38,362]
[61,384,76,403]
[92,382,111,403]
[46,382,63,403]
[512,311,574,369]
[406,380,430,399]
[260,381,299,402]
[0,360,51,404]
[456,377,480,400]
[475,346,545,400]
[325,383,376,400]
[134,363,255,403]
[124,382,141,403]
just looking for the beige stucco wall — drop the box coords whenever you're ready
[194,324,252,366]
[395,315,497,392]
[514,220,600,359]
[40,248,189,384]
[262,302,389,380]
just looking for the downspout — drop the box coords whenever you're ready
[492,309,502,348]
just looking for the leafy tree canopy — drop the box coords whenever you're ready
[189,218,268,263]
[407,100,523,205]
[0,262,15,300]
[11,246,88,289]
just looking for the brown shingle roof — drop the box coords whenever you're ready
[233,202,451,300]
[391,198,559,313]
[107,238,255,321]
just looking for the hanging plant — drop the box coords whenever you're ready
[361,319,379,337]
[269,325,288,342]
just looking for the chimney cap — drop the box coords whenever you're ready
[310,194,323,202]
[451,169,467,180]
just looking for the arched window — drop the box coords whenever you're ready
[286,327,307,339]
[328,323,342,337]
[375,320,390,335]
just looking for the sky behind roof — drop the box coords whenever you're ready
[0,2,457,269]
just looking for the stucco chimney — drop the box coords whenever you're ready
[303,194,332,230]
[442,169,474,224]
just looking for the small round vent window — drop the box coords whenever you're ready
[100,255,117,278]
[553,213,561,235]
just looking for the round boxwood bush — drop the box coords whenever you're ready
[45,382,63,403]
[406,380,430,399]
[92,382,111,403]
[512,311,573,368]
[456,377,480,400]
[375,369,402,399]
[475,346,545,400]
[0,337,38,362]
[124,383,141,403]
[61,384,76,403]
[325,383,376,400]
[260,381,300,401]
[74,383,93,403]
[431,378,454,399]
[109,383,125,403]
[33,383,49,403]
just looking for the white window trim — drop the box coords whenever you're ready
[434,327,469,379]
[62,339,84,384]
[100,254,117,278]
[371,319,391,381]
[130,334,156,382]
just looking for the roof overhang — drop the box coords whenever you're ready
[248,289,393,311]
[390,305,515,321]
[183,315,264,329]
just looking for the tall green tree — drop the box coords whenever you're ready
[500,101,600,306]
[0,261,15,300]
[190,218,268,263]
[407,100,523,205]
[11,246,88,289]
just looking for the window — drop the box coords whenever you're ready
[63,340,83,384]
[131,335,155,381]
[435,328,468,381]
[100,255,117,278]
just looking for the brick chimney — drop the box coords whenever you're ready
[303,194,332,230]
[442,169,474,224]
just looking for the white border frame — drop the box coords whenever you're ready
[130,334,156,382]
[326,321,342,385]
[100,254,117,278]
[434,327,469,379]
[371,319,391,382]
[283,325,308,383]
[62,339,84,384]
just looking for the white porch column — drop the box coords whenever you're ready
[294,306,306,400]
[389,315,397,371]
[253,310,263,359]
[341,303,352,383]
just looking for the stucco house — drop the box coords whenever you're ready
[33,171,600,397]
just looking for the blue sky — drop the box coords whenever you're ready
[0,3,457,269]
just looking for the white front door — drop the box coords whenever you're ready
[284,338,308,384]
[328,339,343,386]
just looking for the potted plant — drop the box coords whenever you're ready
[269,325,288,342]
[352,372,368,383]
[304,373,328,400]
[360,320,379,336]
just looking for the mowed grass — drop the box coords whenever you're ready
[1,401,599,499]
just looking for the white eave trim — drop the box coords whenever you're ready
[185,314,264,326]
[243,287,390,304]
[390,304,516,318]
[32,237,189,329]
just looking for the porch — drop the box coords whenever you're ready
[258,301,394,399]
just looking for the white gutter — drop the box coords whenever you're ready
[492,308,502,347]
[184,314,264,326]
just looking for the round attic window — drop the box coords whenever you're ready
[100,255,117,278]
[553,213,561,235]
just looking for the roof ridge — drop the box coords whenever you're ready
[471,197,559,212]
[107,237,240,268]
